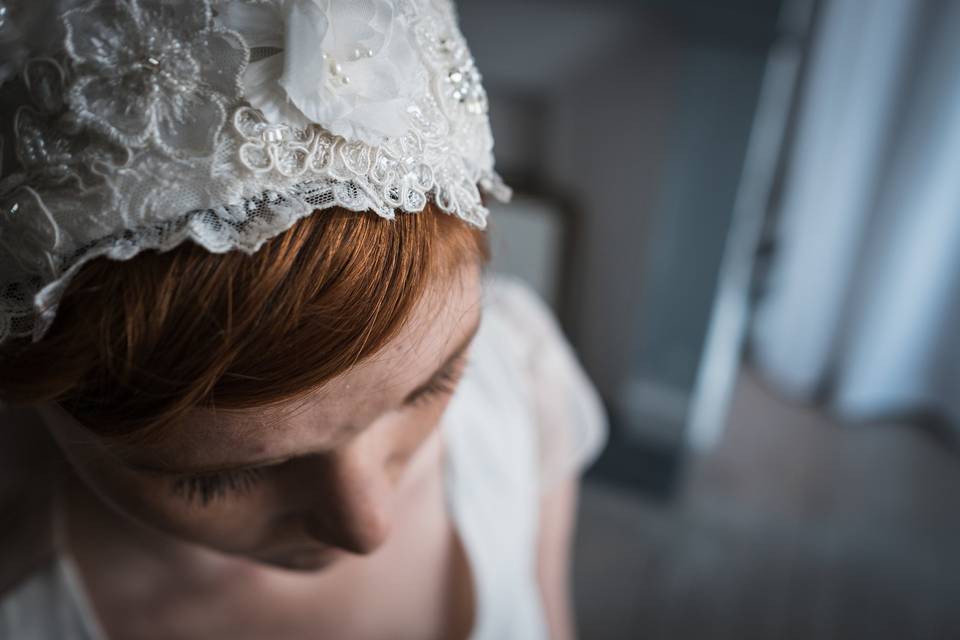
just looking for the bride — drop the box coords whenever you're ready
[0,0,608,638]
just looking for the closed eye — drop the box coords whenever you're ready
[171,466,264,507]
[404,353,467,408]
[163,347,473,506]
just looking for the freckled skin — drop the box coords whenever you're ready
[37,263,483,572]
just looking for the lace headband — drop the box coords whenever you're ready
[0,0,510,345]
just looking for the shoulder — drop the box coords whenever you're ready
[477,274,609,492]
[476,274,569,374]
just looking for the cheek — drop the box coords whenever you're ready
[380,397,454,476]
[62,451,282,554]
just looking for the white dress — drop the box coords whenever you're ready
[0,274,609,640]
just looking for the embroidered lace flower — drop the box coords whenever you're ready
[63,0,247,157]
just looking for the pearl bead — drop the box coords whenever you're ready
[7,202,19,215]
[349,47,375,61]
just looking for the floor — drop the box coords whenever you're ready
[573,367,960,640]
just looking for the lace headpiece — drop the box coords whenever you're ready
[0,0,510,345]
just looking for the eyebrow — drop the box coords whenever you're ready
[127,314,483,477]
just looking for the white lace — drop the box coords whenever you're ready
[0,0,510,345]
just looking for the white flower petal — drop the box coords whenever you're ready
[279,0,329,94]
[242,56,312,128]
[327,98,410,145]
[327,18,382,61]
[215,2,285,48]
[229,0,421,143]
[277,0,331,121]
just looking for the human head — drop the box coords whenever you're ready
[0,201,490,570]
[0,0,506,572]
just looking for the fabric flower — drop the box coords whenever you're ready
[10,58,130,189]
[216,0,421,147]
[62,0,248,158]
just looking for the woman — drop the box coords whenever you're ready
[0,0,608,638]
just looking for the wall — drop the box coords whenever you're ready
[459,0,778,448]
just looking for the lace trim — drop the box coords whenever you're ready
[1,177,482,344]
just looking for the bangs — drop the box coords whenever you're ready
[0,202,489,442]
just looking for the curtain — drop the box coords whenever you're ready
[750,0,960,424]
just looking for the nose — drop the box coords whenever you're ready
[298,451,394,556]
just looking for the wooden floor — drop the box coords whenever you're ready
[573,367,960,640]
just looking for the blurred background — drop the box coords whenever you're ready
[458,0,960,638]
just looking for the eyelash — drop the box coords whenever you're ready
[407,357,466,407]
[170,356,469,506]
[171,467,263,507]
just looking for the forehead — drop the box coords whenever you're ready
[119,265,484,470]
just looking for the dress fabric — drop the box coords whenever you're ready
[0,274,609,640]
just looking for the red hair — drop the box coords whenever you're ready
[0,202,489,441]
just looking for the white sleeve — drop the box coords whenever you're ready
[486,275,609,494]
